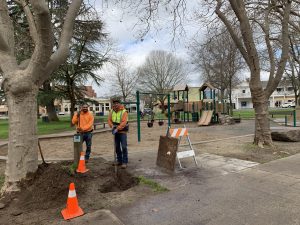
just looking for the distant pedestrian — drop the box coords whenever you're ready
[72,103,94,162]
[108,98,129,169]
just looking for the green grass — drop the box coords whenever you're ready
[232,109,255,119]
[0,116,74,139]
[0,119,8,139]
[61,163,77,176]
[232,108,295,119]
[137,176,169,192]
[0,108,295,139]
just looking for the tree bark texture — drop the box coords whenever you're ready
[43,81,59,121]
[0,0,83,192]
[4,89,38,191]
[251,89,272,146]
[46,101,59,121]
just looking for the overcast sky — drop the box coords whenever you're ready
[87,1,204,97]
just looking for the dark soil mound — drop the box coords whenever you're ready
[0,158,138,225]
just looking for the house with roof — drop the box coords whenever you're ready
[231,79,295,109]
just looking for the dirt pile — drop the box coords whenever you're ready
[0,158,138,225]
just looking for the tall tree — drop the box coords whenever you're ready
[110,57,139,102]
[53,10,109,122]
[190,26,244,114]
[212,0,292,147]
[138,50,187,112]
[0,0,82,192]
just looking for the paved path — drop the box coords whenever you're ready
[0,128,111,148]
[112,151,300,225]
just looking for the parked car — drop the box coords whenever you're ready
[58,112,65,115]
[281,101,295,108]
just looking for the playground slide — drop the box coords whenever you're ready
[202,110,213,126]
[197,111,208,126]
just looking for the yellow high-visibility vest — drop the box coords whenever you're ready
[112,109,127,124]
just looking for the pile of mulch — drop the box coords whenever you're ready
[0,158,138,225]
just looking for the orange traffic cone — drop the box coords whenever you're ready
[61,182,84,220]
[76,151,89,173]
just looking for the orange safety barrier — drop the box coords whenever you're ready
[76,151,89,173]
[168,126,198,169]
[169,128,188,138]
[61,183,84,220]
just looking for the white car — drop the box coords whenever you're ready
[58,112,65,115]
[281,101,295,108]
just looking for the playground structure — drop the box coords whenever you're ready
[169,83,228,126]
[121,83,237,142]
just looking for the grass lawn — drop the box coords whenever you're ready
[0,109,295,139]
[232,109,255,119]
[0,116,74,140]
[233,108,295,119]
[0,113,147,140]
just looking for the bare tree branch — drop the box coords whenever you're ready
[26,0,53,80]
[13,0,38,44]
[0,0,17,74]
[215,0,250,66]
[265,0,291,97]
[45,0,83,76]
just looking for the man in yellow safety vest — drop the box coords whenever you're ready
[108,98,129,169]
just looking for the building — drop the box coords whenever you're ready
[0,104,8,116]
[232,79,295,109]
[54,86,111,115]
[57,97,111,115]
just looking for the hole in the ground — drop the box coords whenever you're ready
[98,167,139,193]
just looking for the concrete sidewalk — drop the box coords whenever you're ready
[112,150,300,225]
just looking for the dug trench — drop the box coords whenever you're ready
[0,158,153,225]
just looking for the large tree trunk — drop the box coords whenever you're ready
[0,0,83,193]
[4,90,38,192]
[252,89,272,147]
[43,81,59,121]
[46,100,59,121]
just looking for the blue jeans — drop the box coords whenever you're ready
[82,132,92,160]
[114,133,128,164]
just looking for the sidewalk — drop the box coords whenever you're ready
[112,150,300,225]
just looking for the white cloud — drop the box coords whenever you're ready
[88,1,204,97]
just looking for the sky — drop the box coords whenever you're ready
[87,1,204,97]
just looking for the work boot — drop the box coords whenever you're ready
[112,162,122,166]
[121,164,127,169]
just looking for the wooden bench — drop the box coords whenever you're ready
[93,120,106,130]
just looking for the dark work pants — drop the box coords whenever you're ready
[114,133,128,164]
[82,132,92,160]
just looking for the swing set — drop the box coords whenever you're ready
[120,91,171,142]
[136,91,171,142]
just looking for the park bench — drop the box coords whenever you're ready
[269,110,295,117]
[93,119,106,130]
[269,109,296,127]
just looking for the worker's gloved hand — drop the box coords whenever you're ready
[112,128,118,135]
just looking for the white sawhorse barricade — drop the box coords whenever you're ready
[168,127,198,169]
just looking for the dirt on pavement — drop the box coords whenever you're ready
[0,119,299,224]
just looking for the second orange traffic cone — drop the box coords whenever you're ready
[76,151,89,173]
[61,182,84,220]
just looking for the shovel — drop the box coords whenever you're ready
[113,135,118,177]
